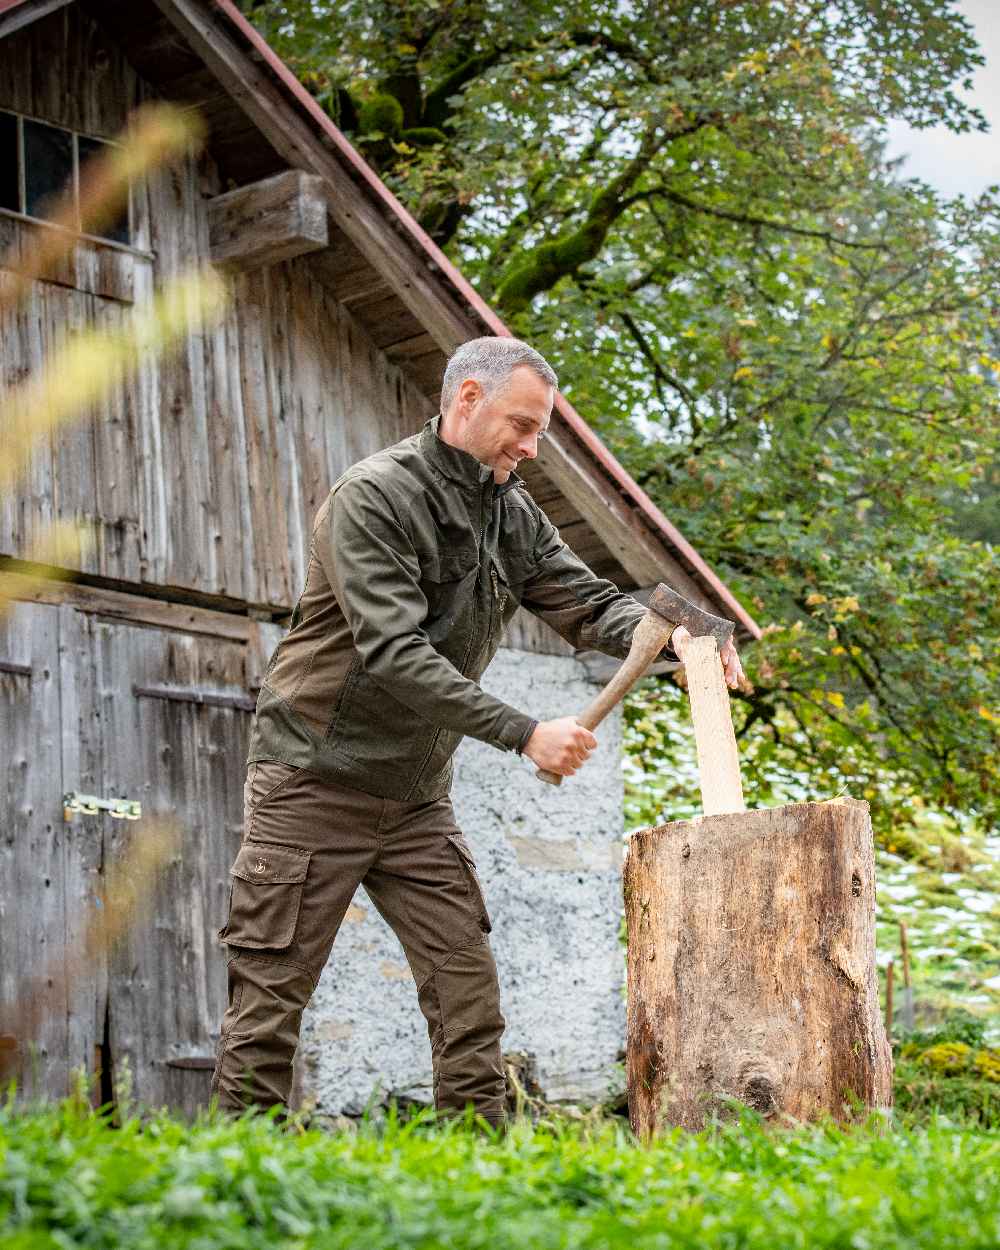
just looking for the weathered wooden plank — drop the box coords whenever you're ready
[384,331,438,361]
[58,604,107,1101]
[207,170,327,272]
[100,620,250,1117]
[0,600,101,1101]
[286,259,334,524]
[268,259,306,598]
[309,248,393,308]
[0,4,140,136]
[90,297,143,583]
[360,294,425,351]
[205,268,253,603]
[245,618,284,690]
[236,266,293,606]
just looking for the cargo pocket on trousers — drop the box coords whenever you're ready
[218,841,311,950]
[445,834,492,934]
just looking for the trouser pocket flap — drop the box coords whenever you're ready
[445,834,492,934]
[220,841,311,950]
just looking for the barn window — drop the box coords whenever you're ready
[0,109,130,246]
[0,111,18,212]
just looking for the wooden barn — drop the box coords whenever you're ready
[0,0,759,1116]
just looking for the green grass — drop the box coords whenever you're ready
[2,1098,998,1249]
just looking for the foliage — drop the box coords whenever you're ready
[2,1097,999,1249]
[897,1008,989,1051]
[239,0,1000,835]
[893,1056,1000,1129]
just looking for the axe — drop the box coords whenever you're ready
[535,584,737,786]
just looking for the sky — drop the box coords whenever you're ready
[884,0,1000,198]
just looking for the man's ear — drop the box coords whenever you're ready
[458,377,482,412]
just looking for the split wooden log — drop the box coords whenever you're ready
[624,637,892,1136]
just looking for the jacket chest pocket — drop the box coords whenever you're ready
[419,548,478,646]
[491,550,534,624]
[219,841,311,951]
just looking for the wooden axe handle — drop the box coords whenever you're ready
[536,612,674,786]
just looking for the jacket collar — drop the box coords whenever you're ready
[420,415,524,496]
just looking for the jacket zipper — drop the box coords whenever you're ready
[406,489,494,799]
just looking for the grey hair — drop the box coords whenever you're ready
[440,336,557,414]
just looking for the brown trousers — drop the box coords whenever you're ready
[211,761,507,1126]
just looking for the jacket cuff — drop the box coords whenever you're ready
[491,708,538,754]
[514,718,538,756]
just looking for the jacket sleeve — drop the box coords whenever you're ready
[519,503,678,662]
[317,474,537,753]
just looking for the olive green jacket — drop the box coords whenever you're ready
[248,416,663,802]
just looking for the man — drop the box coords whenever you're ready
[212,336,744,1128]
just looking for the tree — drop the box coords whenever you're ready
[239,0,1000,837]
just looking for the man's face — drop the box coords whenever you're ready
[454,366,553,483]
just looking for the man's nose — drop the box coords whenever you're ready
[517,434,539,460]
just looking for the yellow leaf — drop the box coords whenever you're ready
[805,592,827,606]
[979,705,1000,724]
[826,691,845,709]
[733,366,754,381]
[832,595,860,614]
[831,645,846,656]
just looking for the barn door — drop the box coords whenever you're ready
[0,602,105,1101]
[90,616,255,1116]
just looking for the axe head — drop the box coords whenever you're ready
[648,584,735,648]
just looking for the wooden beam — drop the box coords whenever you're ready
[207,169,327,272]
[0,0,74,40]
[0,569,255,641]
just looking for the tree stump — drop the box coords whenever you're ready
[624,799,893,1136]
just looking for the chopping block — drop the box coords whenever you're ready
[623,636,893,1137]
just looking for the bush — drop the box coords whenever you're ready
[893,1010,1000,1128]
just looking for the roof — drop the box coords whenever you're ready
[0,0,761,639]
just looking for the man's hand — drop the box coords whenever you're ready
[523,717,598,777]
[670,625,748,691]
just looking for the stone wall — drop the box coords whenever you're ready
[298,646,626,1115]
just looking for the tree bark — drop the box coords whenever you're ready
[624,799,893,1136]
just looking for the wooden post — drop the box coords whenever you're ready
[899,921,914,1031]
[624,641,892,1135]
[885,960,895,1037]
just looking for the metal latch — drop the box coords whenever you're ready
[63,792,141,821]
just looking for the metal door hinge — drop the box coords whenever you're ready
[63,792,141,821]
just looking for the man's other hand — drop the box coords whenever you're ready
[670,625,748,691]
[523,717,598,776]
